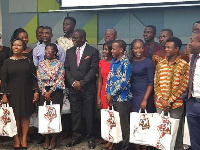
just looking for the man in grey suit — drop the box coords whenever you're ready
[65,29,99,149]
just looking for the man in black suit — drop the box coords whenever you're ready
[65,29,99,148]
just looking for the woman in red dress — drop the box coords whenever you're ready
[97,41,113,149]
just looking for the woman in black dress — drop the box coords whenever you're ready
[10,28,33,60]
[1,38,39,149]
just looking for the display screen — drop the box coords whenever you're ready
[61,0,199,8]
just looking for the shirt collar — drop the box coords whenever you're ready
[163,56,181,65]
[113,55,126,63]
[77,42,86,51]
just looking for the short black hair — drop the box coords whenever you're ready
[11,37,27,51]
[37,26,44,30]
[160,29,173,36]
[10,28,28,43]
[113,40,127,51]
[64,17,76,27]
[103,40,113,57]
[166,37,182,50]
[45,43,58,54]
[146,25,156,34]
[130,39,144,50]
[74,29,86,41]
[42,26,52,33]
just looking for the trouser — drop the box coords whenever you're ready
[113,101,130,150]
[157,105,184,150]
[186,97,200,150]
[69,88,95,140]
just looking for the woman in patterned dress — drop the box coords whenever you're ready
[37,43,65,149]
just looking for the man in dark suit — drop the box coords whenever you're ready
[187,32,200,150]
[65,29,99,148]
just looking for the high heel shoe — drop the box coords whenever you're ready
[20,146,28,150]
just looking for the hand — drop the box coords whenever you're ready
[141,99,147,110]
[160,98,171,111]
[2,94,9,104]
[74,81,82,90]
[33,93,39,103]
[97,98,102,109]
[43,90,53,101]
[106,95,113,106]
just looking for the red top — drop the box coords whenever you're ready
[99,59,111,109]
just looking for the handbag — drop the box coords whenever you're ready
[129,109,154,146]
[101,106,122,143]
[183,116,191,147]
[38,101,62,134]
[61,89,71,114]
[0,103,17,137]
[149,112,180,150]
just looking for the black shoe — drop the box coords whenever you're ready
[66,139,81,147]
[20,147,27,150]
[37,136,45,144]
[88,140,96,149]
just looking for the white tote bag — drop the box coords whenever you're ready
[101,106,122,143]
[129,109,154,146]
[38,101,62,134]
[61,89,71,114]
[149,112,180,150]
[0,104,17,137]
[183,116,191,146]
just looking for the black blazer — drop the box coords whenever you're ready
[65,43,99,92]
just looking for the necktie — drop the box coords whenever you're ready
[188,55,200,99]
[77,47,80,67]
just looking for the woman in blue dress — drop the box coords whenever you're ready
[130,39,156,150]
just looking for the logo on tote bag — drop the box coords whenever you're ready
[139,114,150,130]
[0,108,11,136]
[156,116,172,149]
[106,110,116,142]
[44,106,57,133]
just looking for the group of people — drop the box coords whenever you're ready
[0,16,200,150]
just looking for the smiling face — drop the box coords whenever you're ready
[12,40,24,55]
[111,43,123,59]
[132,41,144,58]
[45,46,56,60]
[165,42,179,57]
[18,32,28,44]
[72,31,85,47]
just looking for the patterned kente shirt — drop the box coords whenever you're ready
[106,55,132,102]
[37,59,65,94]
[154,57,189,109]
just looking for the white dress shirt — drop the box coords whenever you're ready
[192,54,200,98]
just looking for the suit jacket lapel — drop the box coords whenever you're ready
[79,44,89,66]
[72,47,78,67]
